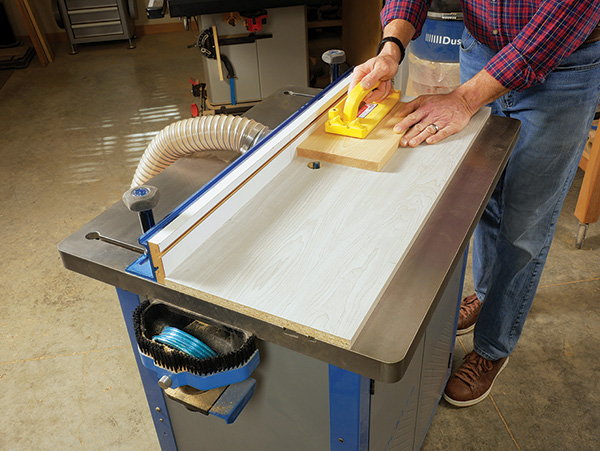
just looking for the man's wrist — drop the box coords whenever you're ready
[377,36,405,64]
[380,19,415,63]
[455,69,509,114]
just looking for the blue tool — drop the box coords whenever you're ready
[153,327,218,360]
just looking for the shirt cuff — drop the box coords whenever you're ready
[484,43,544,91]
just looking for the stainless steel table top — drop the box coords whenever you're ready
[59,86,520,382]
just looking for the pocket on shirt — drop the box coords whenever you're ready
[460,29,477,52]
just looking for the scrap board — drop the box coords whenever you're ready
[296,102,405,171]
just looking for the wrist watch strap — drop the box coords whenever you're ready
[376,36,406,64]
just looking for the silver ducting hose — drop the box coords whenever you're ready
[131,115,270,187]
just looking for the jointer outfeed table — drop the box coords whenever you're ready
[59,76,520,450]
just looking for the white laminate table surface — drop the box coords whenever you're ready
[166,108,491,348]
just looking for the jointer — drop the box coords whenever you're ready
[59,73,520,450]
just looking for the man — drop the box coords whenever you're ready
[350,0,600,406]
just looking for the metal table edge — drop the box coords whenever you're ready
[351,115,521,382]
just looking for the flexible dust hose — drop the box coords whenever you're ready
[131,115,270,187]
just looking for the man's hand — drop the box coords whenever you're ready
[349,19,414,103]
[347,19,508,147]
[395,69,510,147]
[394,91,476,147]
[349,54,399,104]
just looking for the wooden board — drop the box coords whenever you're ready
[212,26,224,82]
[165,108,491,348]
[296,101,405,171]
[21,0,53,63]
[14,0,47,67]
[14,0,52,66]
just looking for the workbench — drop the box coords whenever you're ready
[59,84,519,450]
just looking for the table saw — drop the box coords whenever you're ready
[59,73,519,450]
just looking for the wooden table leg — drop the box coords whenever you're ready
[575,127,600,247]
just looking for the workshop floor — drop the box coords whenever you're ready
[0,32,598,451]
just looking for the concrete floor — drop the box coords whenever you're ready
[1,32,599,450]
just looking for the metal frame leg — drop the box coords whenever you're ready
[449,244,470,377]
[576,222,589,249]
[115,288,178,451]
[329,365,371,450]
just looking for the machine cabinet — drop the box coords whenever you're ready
[56,0,136,53]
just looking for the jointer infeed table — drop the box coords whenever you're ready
[59,75,519,450]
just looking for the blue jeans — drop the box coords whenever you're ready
[459,30,600,360]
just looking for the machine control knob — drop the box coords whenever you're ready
[321,49,346,66]
[123,185,160,233]
[322,49,346,84]
[122,185,160,212]
[158,375,172,390]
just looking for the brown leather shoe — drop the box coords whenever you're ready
[443,350,509,407]
[457,293,482,335]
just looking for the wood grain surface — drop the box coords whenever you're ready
[148,81,349,284]
[296,102,405,171]
[166,108,491,347]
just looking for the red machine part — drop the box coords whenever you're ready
[242,12,267,32]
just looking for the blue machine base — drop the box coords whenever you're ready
[114,238,468,450]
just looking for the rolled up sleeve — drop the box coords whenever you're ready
[485,0,600,91]
[380,0,431,39]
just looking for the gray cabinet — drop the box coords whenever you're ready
[57,0,136,53]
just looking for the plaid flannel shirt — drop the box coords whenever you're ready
[381,0,600,91]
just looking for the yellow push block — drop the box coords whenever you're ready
[325,82,401,139]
